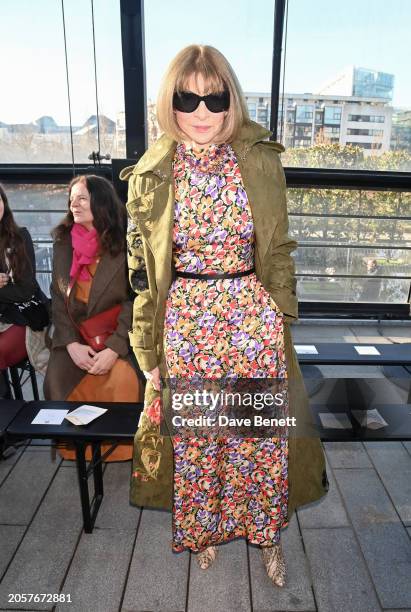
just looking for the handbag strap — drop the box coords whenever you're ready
[65,260,119,343]
[64,262,108,338]
[65,271,83,337]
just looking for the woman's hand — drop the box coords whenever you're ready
[143,366,161,391]
[0,273,10,288]
[87,347,118,376]
[67,342,96,371]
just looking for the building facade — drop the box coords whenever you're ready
[244,65,396,155]
[244,94,393,155]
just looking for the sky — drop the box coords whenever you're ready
[0,0,410,126]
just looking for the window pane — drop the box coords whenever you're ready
[5,184,68,211]
[289,186,411,303]
[280,0,411,170]
[64,0,125,161]
[291,216,411,247]
[288,188,411,218]
[4,183,65,295]
[296,246,410,279]
[37,273,52,298]
[14,212,64,241]
[34,243,54,273]
[0,0,125,163]
[296,275,409,303]
[0,1,69,163]
[144,0,275,144]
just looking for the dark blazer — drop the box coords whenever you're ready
[0,227,38,304]
[43,234,135,400]
[0,227,49,329]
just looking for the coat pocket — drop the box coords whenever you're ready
[268,294,285,318]
[126,192,154,222]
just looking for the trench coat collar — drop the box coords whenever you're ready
[129,120,285,272]
[131,119,278,179]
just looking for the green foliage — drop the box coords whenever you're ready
[282,142,411,171]
[282,143,411,302]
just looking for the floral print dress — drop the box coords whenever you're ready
[163,142,289,552]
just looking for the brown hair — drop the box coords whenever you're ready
[53,175,126,256]
[0,184,31,282]
[156,45,249,143]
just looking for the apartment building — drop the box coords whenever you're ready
[245,65,395,155]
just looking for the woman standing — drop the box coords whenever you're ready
[44,175,142,461]
[0,184,49,389]
[122,45,328,585]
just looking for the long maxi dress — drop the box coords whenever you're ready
[163,142,289,553]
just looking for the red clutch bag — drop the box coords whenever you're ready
[78,304,122,352]
[66,273,122,352]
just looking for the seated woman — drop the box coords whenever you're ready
[44,175,142,461]
[0,184,49,395]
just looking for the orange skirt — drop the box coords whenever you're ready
[57,359,142,462]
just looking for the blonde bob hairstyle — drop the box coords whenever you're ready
[156,45,249,144]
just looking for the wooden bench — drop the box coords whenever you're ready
[6,358,40,400]
[296,342,411,367]
[0,400,26,458]
[297,342,411,442]
[5,401,142,533]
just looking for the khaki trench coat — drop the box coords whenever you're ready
[120,120,328,519]
[43,235,135,400]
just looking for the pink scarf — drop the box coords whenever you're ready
[70,223,99,281]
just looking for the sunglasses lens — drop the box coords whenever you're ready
[173,92,200,113]
[205,91,230,113]
[173,90,230,113]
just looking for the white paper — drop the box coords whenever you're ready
[351,409,388,430]
[294,344,318,355]
[318,412,352,429]
[354,345,381,356]
[31,409,69,425]
[65,405,107,426]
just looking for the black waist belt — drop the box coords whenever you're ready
[175,267,255,280]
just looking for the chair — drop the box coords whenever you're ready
[7,358,39,400]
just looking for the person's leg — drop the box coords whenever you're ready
[0,325,27,369]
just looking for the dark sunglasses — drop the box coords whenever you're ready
[173,90,230,113]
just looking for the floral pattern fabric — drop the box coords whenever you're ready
[164,142,289,552]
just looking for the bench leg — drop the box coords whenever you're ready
[0,370,11,399]
[74,441,105,534]
[9,366,23,400]
[91,442,104,497]
[29,364,39,401]
[74,441,93,533]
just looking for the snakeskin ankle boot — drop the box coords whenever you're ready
[196,545,217,570]
[261,542,286,587]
